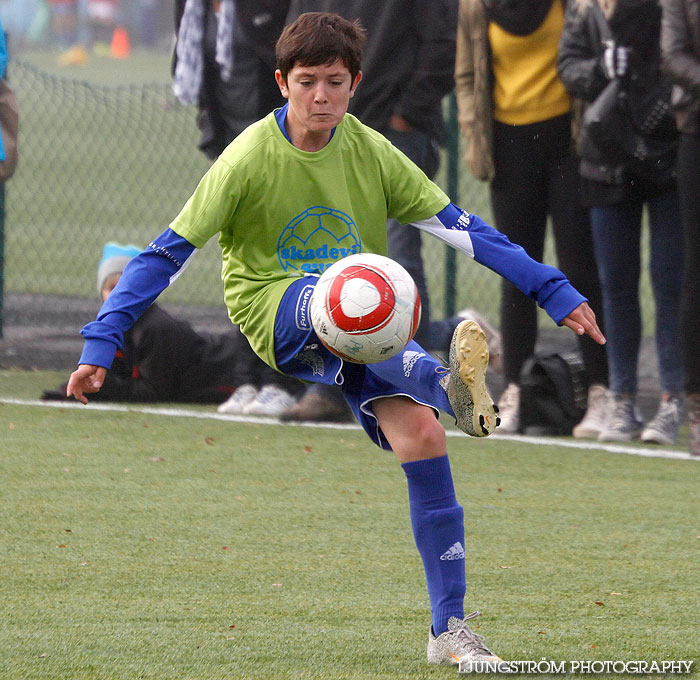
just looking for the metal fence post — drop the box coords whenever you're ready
[444,92,459,319]
[0,31,8,340]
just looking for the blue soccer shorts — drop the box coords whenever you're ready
[274,277,454,449]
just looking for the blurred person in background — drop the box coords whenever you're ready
[136,0,157,46]
[173,0,289,159]
[43,243,300,412]
[48,0,78,47]
[558,0,684,444]
[173,0,300,416]
[661,0,700,455]
[0,13,18,191]
[0,0,44,45]
[281,0,467,423]
[53,0,112,65]
[454,0,609,437]
[86,0,119,48]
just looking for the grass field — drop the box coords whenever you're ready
[1,370,698,679]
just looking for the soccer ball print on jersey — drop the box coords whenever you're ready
[309,253,421,364]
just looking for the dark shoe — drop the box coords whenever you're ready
[280,387,354,423]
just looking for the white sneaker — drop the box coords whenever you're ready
[427,612,505,669]
[497,383,520,433]
[573,384,609,439]
[598,394,643,442]
[217,384,259,414]
[641,396,682,445]
[243,385,297,417]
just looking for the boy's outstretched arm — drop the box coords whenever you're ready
[411,203,606,345]
[67,229,197,403]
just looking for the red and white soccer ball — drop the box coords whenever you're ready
[309,253,421,364]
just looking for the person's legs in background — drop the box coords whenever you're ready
[383,127,440,349]
[217,326,301,416]
[489,120,548,432]
[591,199,644,441]
[640,187,685,445]
[138,0,158,47]
[279,381,353,422]
[548,124,609,438]
[51,0,78,49]
[676,133,700,455]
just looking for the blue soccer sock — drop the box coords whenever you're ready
[402,454,466,636]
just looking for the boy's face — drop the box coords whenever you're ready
[275,60,361,148]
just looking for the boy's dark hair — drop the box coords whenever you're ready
[276,12,366,82]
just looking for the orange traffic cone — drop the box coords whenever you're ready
[111,27,131,59]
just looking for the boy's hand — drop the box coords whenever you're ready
[66,365,107,404]
[561,302,606,345]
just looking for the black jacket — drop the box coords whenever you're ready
[661,0,700,134]
[86,304,240,403]
[558,0,676,204]
[173,0,289,157]
[44,304,297,404]
[285,0,458,142]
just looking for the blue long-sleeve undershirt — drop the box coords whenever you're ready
[79,228,196,368]
[78,205,585,369]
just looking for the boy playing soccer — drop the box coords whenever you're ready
[68,12,604,668]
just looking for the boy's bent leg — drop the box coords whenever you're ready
[366,320,498,438]
[372,395,446,463]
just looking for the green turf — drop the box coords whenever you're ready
[1,371,698,679]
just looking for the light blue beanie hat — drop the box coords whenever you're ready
[97,242,142,294]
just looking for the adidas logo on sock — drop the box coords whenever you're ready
[440,542,465,561]
[403,350,426,377]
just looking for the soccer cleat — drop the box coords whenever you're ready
[457,309,503,373]
[641,396,682,445]
[598,394,643,442]
[427,612,504,669]
[573,384,609,439]
[447,320,499,437]
[217,384,259,414]
[243,385,297,417]
[496,383,520,434]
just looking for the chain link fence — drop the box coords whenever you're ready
[0,58,506,336]
[0,58,654,340]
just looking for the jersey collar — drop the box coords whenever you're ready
[274,103,337,146]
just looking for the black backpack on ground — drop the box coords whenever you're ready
[518,352,589,436]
